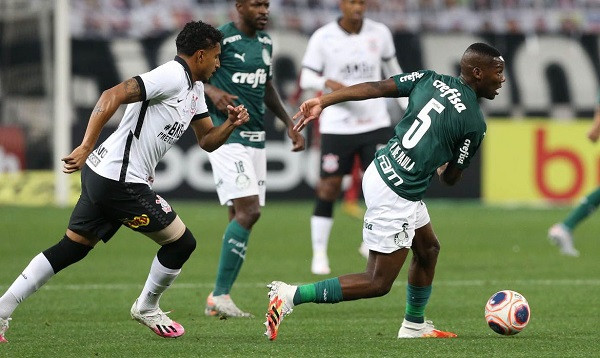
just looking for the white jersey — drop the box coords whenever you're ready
[86,56,209,185]
[302,19,396,135]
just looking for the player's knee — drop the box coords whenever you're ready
[414,239,440,266]
[370,278,393,297]
[426,239,441,258]
[314,198,334,217]
[175,228,197,254]
[317,179,341,201]
[236,207,261,227]
[157,228,196,270]
[42,235,94,273]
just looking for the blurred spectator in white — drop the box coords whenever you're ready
[129,0,195,38]
[71,0,130,39]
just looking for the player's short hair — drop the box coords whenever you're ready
[176,21,223,56]
[464,43,501,59]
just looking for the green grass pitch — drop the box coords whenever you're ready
[0,201,598,357]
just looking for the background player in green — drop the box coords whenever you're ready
[548,90,600,257]
[203,0,305,318]
[264,43,505,340]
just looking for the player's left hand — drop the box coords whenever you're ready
[287,126,305,152]
[292,97,322,132]
[61,146,92,173]
[226,104,249,127]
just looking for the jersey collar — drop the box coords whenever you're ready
[174,55,193,89]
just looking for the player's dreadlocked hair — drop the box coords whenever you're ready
[464,42,502,59]
[176,21,223,56]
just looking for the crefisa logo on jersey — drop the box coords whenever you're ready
[321,153,339,173]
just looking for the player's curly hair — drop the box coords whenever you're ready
[176,21,223,56]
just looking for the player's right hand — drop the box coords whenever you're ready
[587,125,600,143]
[292,97,323,132]
[226,104,249,127]
[207,87,238,114]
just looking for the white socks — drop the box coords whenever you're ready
[311,216,334,255]
[136,256,181,313]
[0,253,55,319]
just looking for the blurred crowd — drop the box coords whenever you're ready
[62,0,600,39]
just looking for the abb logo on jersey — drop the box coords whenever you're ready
[232,69,267,88]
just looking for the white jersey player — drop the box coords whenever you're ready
[0,21,249,343]
[299,0,408,275]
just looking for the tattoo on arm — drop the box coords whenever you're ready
[124,78,142,102]
[92,106,104,115]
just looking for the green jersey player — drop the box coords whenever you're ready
[264,42,505,340]
[548,90,600,256]
[202,0,305,318]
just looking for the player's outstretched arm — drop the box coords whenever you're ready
[264,80,305,152]
[190,104,249,152]
[293,78,399,132]
[61,78,143,174]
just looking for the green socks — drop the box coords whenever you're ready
[213,220,250,296]
[293,278,343,305]
[563,188,600,230]
[404,284,432,324]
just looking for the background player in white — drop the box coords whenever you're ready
[201,0,305,318]
[299,0,408,274]
[0,21,249,342]
[265,43,505,340]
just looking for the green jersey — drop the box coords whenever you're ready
[207,22,273,148]
[374,70,486,201]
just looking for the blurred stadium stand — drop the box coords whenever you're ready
[0,0,599,203]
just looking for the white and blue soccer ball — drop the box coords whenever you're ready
[484,290,531,336]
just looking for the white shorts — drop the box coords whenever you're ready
[207,143,266,206]
[362,162,430,253]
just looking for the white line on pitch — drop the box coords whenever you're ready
[1,279,598,291]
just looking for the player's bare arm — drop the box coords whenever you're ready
[61,77,143,174]
[324,79,346,91]
[264,80,306,152]
[204,83,239,114]
[191,104,249,152]
[293,78,399,131]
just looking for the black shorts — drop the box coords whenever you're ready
[68,165,177,242]
[319,127,392,177]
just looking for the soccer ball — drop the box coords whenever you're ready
[484,290,530,335]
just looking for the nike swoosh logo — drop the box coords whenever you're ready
[177,99,184,103]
